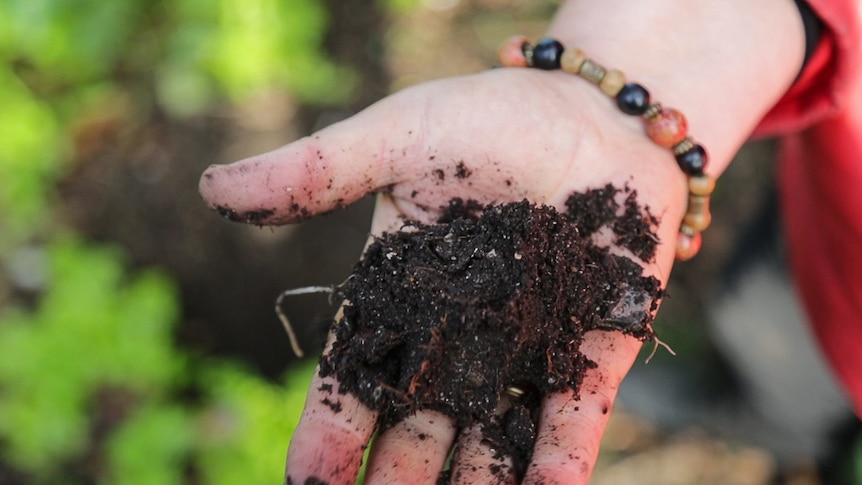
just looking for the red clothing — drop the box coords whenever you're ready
[753,0,862,414]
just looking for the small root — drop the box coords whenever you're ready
[644,335,676,364]
[275,286,334,358]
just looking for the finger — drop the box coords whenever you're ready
[449,423,517,485]
[198,90,424,225]
[522,331,641,485]
[363,410,457,484]
[286,370,377,485]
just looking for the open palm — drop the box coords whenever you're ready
[199,67,687,484]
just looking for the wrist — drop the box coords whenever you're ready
[545,0,805,177]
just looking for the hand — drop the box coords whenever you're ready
[199,68,687,484]
[200,0,805,480]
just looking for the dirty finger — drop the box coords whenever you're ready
[285,370,377,485]
[522,331,642,485]
[363,410,457,484]
[448,422,518,485]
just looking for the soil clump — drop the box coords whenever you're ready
[318,184,664,477]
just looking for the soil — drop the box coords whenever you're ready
[318,184,664,478]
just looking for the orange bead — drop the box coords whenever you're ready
[498,35,529,67]
[645,108,688,148]
[675,230,702,261]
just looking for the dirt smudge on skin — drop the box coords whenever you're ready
[214,206,275,225]
[455,161,472,179]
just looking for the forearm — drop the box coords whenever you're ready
[545,0,806,177]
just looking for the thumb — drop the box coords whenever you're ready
[199,94,421,225]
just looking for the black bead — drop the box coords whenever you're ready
[675,144,708,175]
[616,83,651,115]
[532,38,564,70]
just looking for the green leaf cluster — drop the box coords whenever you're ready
[158,0,356,115]
[0,0,356,482]
[0,0,355,243]
[0,239,182,472]
[0,67,64,241]
[0,239,317,484]
[196,362,314,485]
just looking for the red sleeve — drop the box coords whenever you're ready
[753,0,860,137]
[752,0,862,415]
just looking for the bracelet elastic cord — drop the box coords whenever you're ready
[498,36,716,261]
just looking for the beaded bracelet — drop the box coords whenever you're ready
[498,36,716,261]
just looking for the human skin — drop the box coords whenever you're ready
[198,0,804,483]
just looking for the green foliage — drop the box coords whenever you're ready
[0,238,319,483]
[197,360,316,485]
[0,67,64,242]
[378,0,420,14]
[0,0,144,84]
[0,0,342,481]
[0,0,354,244]
[0,0,353,106]
[105,404,195,485]
[0,238,184,473]
[162,0,356,111]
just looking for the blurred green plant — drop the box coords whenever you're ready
[158,0,356,115]
[197,362,314,485]
[0,67,64,242]
[0,238,183,473]
[0,0,355,245]
[0,0,354,105]
[378,0,420,13]
[0,0,344,482]
[0,238,317,484]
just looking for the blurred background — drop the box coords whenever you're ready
[0,0,859,483]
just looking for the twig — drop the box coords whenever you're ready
[275,286,333,358]
[644,335,676,364]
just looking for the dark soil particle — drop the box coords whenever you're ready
[454,161,472,179]
[318,185,663,476]
[214,206,275,224]
[613,190,661,261]
[436,198,485,224]
[321,397,342,413]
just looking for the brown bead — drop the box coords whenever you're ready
[599,69,626,97]
[683,210,712,232]
[688,174,716,196]
[645,108,688,148]
[687,194,709,215]
[561,48,587,74]
[675,230,702,261]
[579,59,606,84]
[498,35,529,67]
